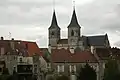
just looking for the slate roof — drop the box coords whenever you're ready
[57,39,68,44]
[49,11,60,29]
[87,34,107,46]
[68,9,80,28]
[51,49,98,63]
[0,40,42,57]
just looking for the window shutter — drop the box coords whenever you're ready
[74,65,76,72]
[57,65,60,72]
[69,65,72,72]
[62,65,64,72]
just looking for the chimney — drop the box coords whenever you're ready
[91,46,96,54]
[1,47,4,56]
[90,46,100,61]
[11,38,14,40]
[1,37,4,40]
[48,45,51,53]
[70,48,74,54]
[10,38,15,50]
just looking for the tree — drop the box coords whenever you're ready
[77,63,97,80]
[103,59,120,80]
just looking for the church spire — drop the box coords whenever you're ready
[68,1,80,28]
[49,0,60,29]
[49,10,60,29]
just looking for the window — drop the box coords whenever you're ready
[47,63,51,68]
[34,65,37,73]
[71,30,74,36]
[51,32,54,35]
[25,43,28,49]
[69,65,76,72]
[14,56,16,60]
[19,58,22,63]
[57,65,64,72]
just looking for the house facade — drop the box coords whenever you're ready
[50,48,108,80]
[0,37,47,80]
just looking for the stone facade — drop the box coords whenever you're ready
[48,8,110,51]
[51,61,105,80]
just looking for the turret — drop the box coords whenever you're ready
[48,10,61,49]
[68,7,81,49]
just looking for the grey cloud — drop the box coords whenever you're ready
[0,0,120,48]
[114,41,120,48]
[26,35,48,48]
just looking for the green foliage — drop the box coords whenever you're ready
[0,75,11,80]
[103,59,120,80]
[0,68,13,80]
[77,63,97,80]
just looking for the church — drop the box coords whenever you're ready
[48,6,110,51]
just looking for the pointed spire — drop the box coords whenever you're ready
[49,10,60,29]
[49,0,60,29]
[68,1,80,28]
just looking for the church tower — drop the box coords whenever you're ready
[48,10,61,49]
[68,6,81,49]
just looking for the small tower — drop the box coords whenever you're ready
[68,3,81,49]
[48,10,61,49]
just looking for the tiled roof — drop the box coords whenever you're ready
[110,48,120,60]
[21,41,42,56]
[96,48,111,60]
[57,39,68,44]
[51,49,98,63]
[0,40,42,57]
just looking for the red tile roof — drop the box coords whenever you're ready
[0,40,42,57]
[21,41,43,56]
[51,49,98,63]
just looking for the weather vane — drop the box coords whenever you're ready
[73,0,75,9]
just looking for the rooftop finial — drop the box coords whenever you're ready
[53,0,55,11]
[73,0,75,10]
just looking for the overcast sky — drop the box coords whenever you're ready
[0,0,120,48]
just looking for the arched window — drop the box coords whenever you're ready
[51,32,54,35]
[71,30,74,36]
